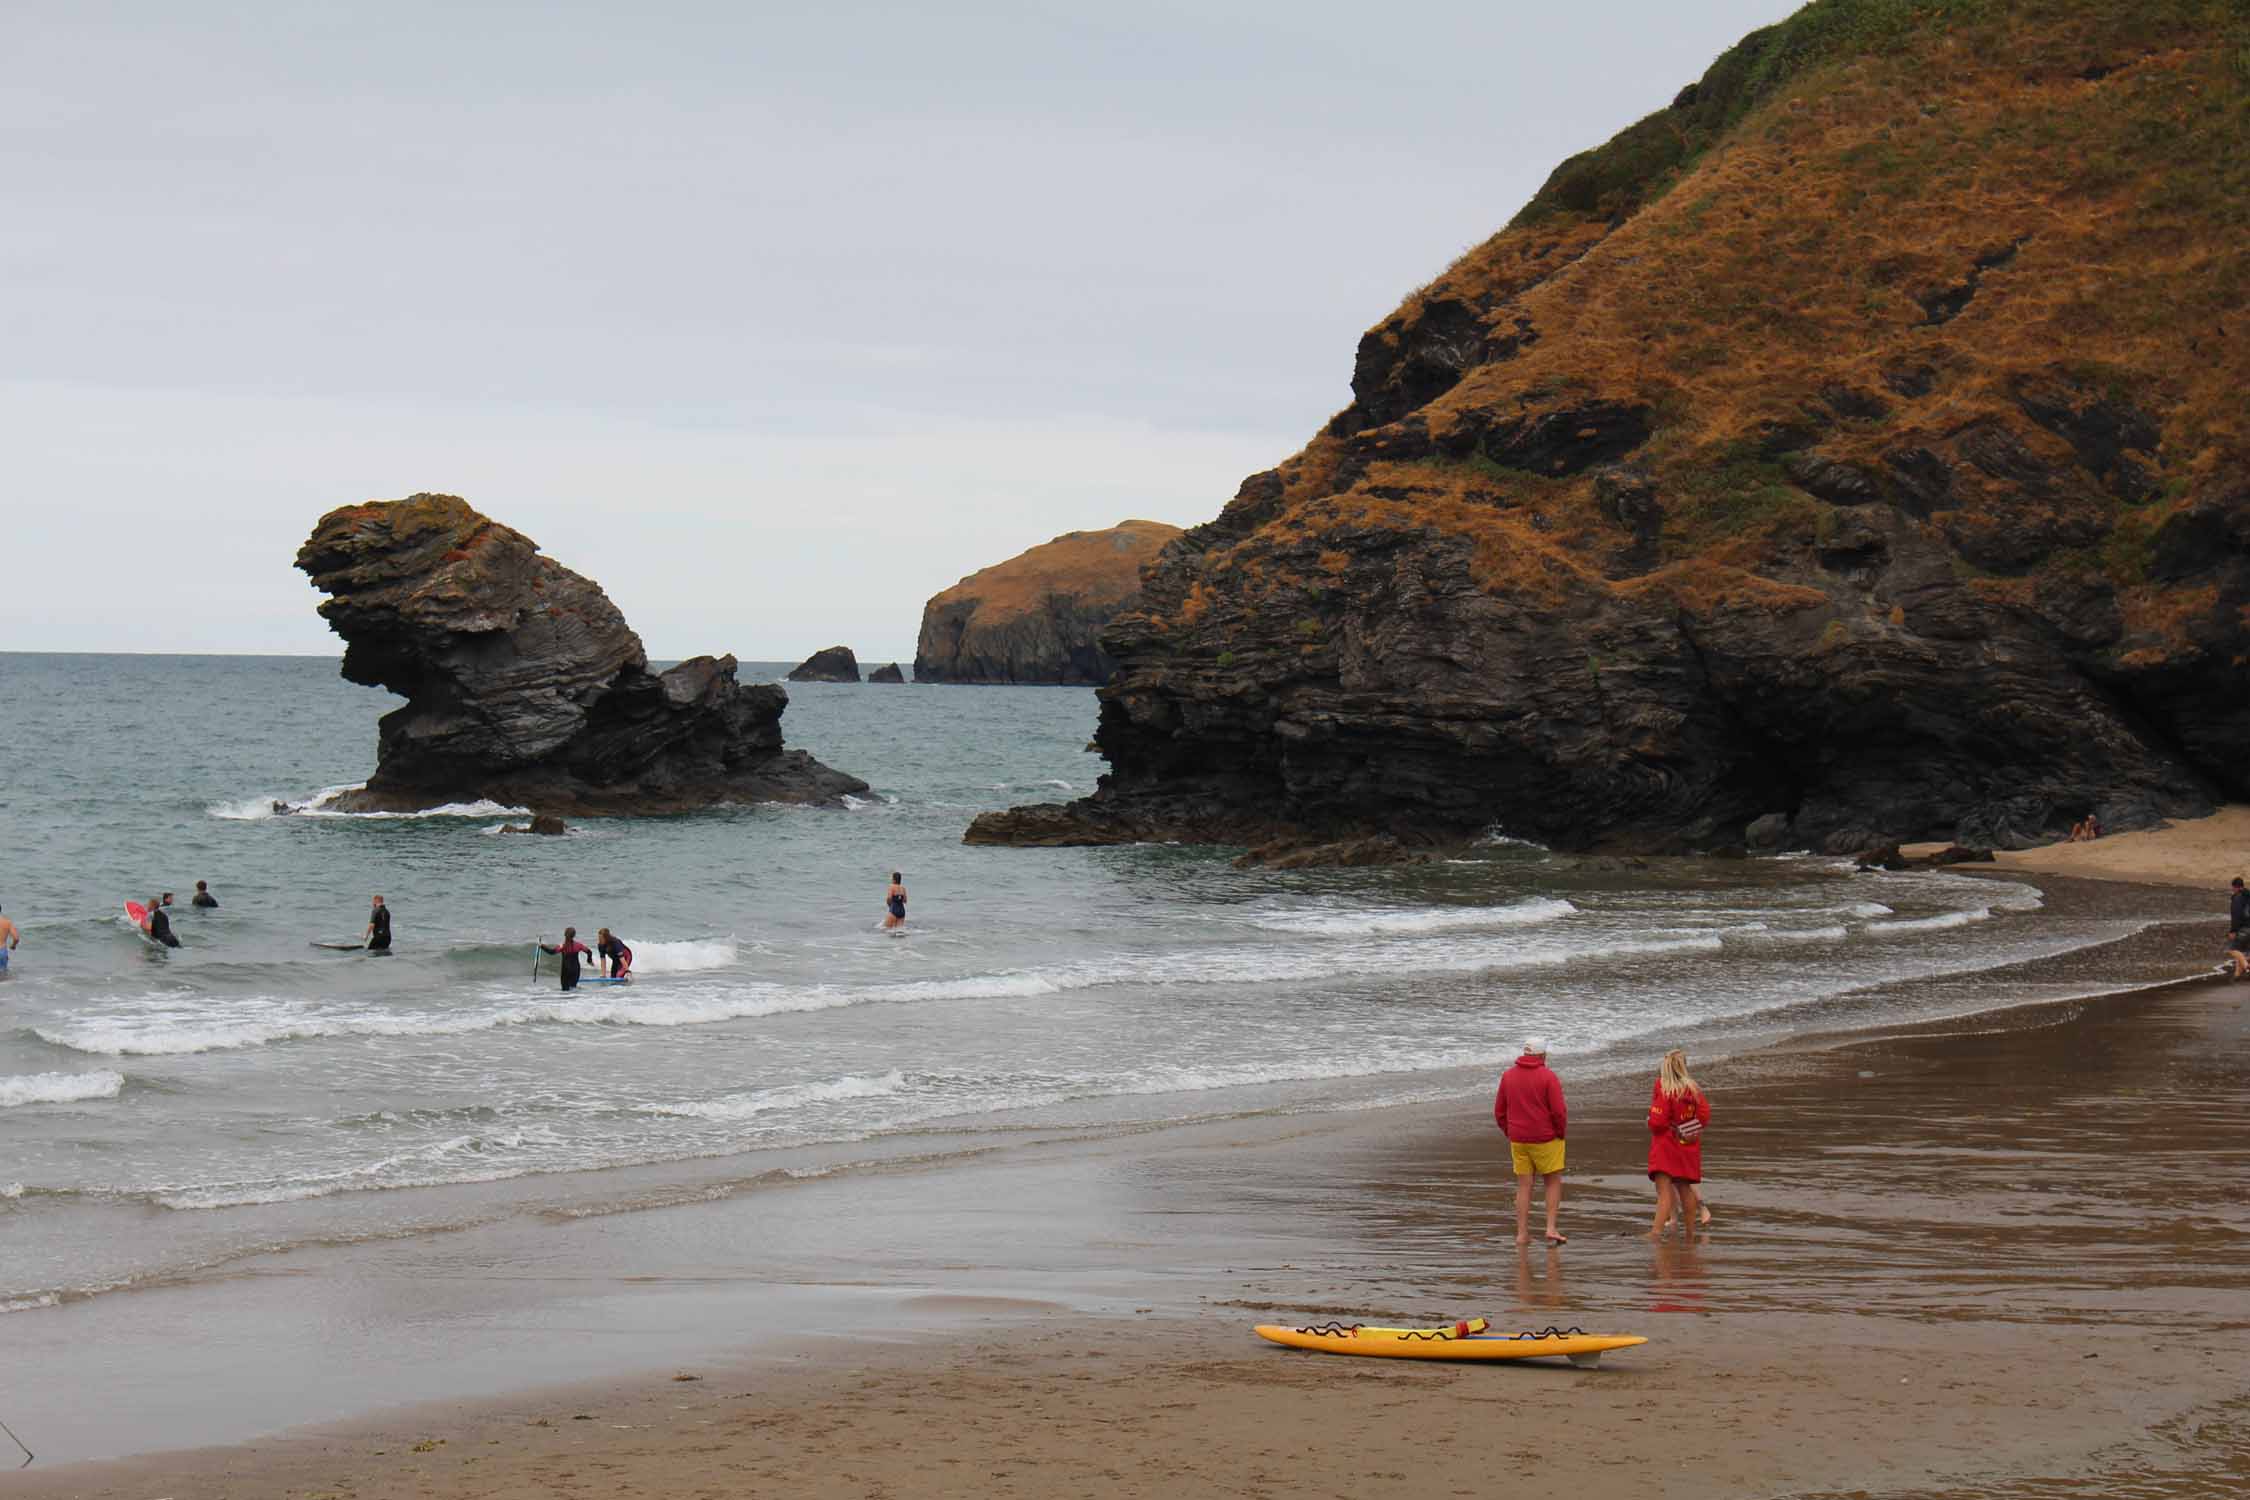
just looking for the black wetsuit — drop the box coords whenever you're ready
[596,935,631,977]
[542,940,590,990]
[2230,889,2249,948]
[192,890,218,909]
[147,907,181,948]
[367,904,392,952]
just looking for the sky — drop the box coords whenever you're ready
[2,0,1799,661]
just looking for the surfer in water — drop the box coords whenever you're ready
[541,927,593,990]
[883,871,908,930]
[145,895,182,948]
[191,880,218,909]
[363,894,392,953]
[0,904,19,972]
[595,927,633,980]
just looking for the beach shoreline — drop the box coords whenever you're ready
[12,863,2250,1498]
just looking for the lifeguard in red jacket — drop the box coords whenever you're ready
[1495,1038,1568,1246]
[1645,1048,1712,1239]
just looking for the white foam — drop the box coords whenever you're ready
[1866,908,1991,934]
[1251,897,1577,937]
[207,784,530,821]
[1,1182,24,1198]
[640,1070,909,1121]
[1753,925,1850,943]
[0,1070,125,1107]
[625,937,739,974]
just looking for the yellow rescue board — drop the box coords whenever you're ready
[1255,1323,1646,1365]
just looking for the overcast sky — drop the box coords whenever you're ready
[4,0,1796,661]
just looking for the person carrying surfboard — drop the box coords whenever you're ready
[540,927,593,991]
[362,895,392,953]
[144,895,182,949]
[1495,1037,1567,1246]
[594,927,633,980]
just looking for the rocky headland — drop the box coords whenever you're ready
[788,647,862,683]
[973,0,2250,856]
[296,494,867,814]
[914,521,1183,684]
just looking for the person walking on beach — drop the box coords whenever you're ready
[191,880,218,909]
[362,894,392,953]
[1496,1037,1568,1246]
[0,905,20,973]
[540,927,592,990]
[882,871,908,930]
[2226,877,2250,980]
[1646,1049,1712,1239]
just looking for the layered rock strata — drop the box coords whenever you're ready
[297,494,866,814]
[973,2,2246,855]
[914,521,1183,684]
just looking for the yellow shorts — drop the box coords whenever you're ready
[1510,1139,1565,1176]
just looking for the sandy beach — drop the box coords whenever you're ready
[13,871,2250,1499]
[1907,805,2250,891]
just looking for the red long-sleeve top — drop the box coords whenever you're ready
[1646,1081,1710,1182]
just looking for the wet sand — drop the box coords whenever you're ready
[14,883,2250,1498]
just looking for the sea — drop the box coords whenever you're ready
[0,652,2192,1317]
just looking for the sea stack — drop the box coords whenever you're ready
[913,521,1182,684]
[868,662,908,683]
[296,494,868,814]
[788,646,861,683]
[972,6,2247,856]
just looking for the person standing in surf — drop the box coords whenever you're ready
[362,894,392,953]
[2225,877,2250,981]
[882,871,907,930]
[594,927,633,980]
[1495,1037,1568,1246]
[1645,1048,1712,1239]
[145,895,181,948]
[191,880,218,909]
[541,926,593,990]
[0,904,19,972]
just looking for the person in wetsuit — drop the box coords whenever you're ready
[2227,877,2250,980]
[594,927,633,980]
[363,894,392,953]
[145,895,181,948]
[541,926,592,990]
[191,880,218,909]
[883,871,907,930]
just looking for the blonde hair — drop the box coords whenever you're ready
[1657,1049,1701,1100]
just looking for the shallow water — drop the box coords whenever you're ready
[0,652,2217,1314]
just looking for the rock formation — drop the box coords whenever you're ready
[914,521,1183,684]
[868,662,908,683]
[788,646,861,683]
[973,1,2248,856]
[296,494,867,814]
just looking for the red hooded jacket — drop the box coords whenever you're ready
[1646,1081,1710,1182]
[1494,1054,1566,1143]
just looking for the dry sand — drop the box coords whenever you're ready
[1907,803,2250,890]
[16,872,2250,1499]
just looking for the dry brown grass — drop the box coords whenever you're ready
[927,520,1182,623]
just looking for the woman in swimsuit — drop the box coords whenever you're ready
[883,871,907,930]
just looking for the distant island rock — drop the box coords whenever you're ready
[296,494,867,814]
[973,4,2248,856]
[788,646,861,683]
[868,662,907,683]
[913,521,1183,684]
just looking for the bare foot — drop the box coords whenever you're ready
[1515,1233,1530,1247]
[1698,1207,1713,1228]
[1545,1231,1568,1245]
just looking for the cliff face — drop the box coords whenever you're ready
[974,0,2250,854]
[297,494,867,813]
[914,521,1183,684]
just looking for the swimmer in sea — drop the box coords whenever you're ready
[191,880,218,909]
[882,871,907,930]
[540,926,592,990]
[0,904,20,972]
[595,927,633,980]
[145,895,181,948]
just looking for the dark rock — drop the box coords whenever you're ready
[500,813,570,835]
[1882,362,1938,398]
[868,662,907,683]
[1476,402,1653,477]
[2009,369,2160,501]
[1744,812,1793,851]
[788,646,860,683]
[1882,447,1955,514]
[1785,452,1884,505]
[1232,834,1432,870]
[2149,489,2250,582]
[1954,795,2063,851]
[1917,238,2024,325]
[1819,383,1892,421]
[1923,845,1994,865]
[295,494,867,815]
[1854,843,1909,871]
[914,521,1181,684]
